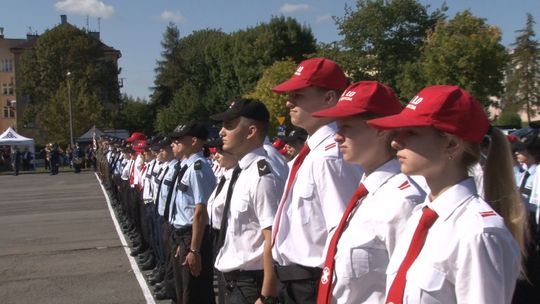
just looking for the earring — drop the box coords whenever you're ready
[448,155,454,160]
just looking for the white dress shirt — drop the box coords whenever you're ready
[207,167,233,230]
[272,122,363,268]
[386,178,521,304]
[331,159,425,304]
[215,146,284,272]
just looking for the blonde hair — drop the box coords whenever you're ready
[463,128,528,259]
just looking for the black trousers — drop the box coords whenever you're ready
[274,263,322,304]
[222,270,263,304]
[171,226,215,304]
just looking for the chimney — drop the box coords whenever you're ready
[61,15,67,25]
[0,27,4,39]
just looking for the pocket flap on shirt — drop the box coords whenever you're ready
[407,266,446,292]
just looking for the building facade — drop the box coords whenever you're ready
[0,28,24,133]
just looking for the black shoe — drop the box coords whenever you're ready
[154,289,171,300]
[149,270,165,285]
[153,280,166,291]
[130,247,145,257]
[141,258,156,271]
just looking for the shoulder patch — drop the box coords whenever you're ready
[325,143,337,151]
[479,211,497,217]
[194,160,202,170]
[398,180,411,190]
[257,159,271,176]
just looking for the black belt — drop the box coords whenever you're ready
[223,269,263,281]
[274,263,322,281]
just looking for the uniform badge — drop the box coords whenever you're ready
[257,160,271,176]
[321,266,330,285]
[177,182,189,192]
[194,160,202,170]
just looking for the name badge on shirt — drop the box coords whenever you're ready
[177,182,189,192]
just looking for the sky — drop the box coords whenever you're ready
[1,0,539,101]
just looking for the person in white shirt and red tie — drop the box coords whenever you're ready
[368,85,526,304]
[312,81,426,304]
[271,57,363,303]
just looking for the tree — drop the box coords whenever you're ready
[117,94,155,135]
[151,23,182,108]
[397,11,508,106]
[19,22,120,144]
[503,14,540,124]
[336,0,445,93]
[151,16,317,133]
[245,59,297,137]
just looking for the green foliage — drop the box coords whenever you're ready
[397,11,508,106]
[503,14,540,123]
[19,23,120,144]
[495,111,522,128]
[117,94,155,135]
[151,16,316,134]
[335,0,445,93]
[245,59,297,137]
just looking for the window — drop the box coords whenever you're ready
[2,83,14,96]
[3,106,15,118]
[0,59,13,72]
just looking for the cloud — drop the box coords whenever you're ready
[55,0,115,19]
[280,3,311,14]
[316,14,332,23]
[160,10,186,23]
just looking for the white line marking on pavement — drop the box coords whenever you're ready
[95,173,156,304]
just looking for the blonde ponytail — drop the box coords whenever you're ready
[483,128,528,258]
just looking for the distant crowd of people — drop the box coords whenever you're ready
[93,57,539,304]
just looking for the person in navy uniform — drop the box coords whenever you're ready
[168,122,216,304]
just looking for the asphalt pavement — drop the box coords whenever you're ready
[0,171,149,304]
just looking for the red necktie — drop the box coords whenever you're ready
[317,184,369,304]
[138,163,147,191]
[128,161,136,185]
[272,143,311,244]
[386,207,439,304]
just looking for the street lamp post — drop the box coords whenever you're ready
[67,71,74,147]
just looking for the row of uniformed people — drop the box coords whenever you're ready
[97,56,529,304]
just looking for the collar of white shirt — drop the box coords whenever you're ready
[424,177,477,222]
[238,146,267,170]
[305,122,338,151]
[183,151,205,167]
[361,158,401,194]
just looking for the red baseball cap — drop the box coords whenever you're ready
[312,81,403,118]
[126,132,146,142]
[367,85,489,143]
[133,140,146,153]
[272,58,348,93]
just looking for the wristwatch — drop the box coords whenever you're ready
[189,248,200,255]
[259,295,278,304]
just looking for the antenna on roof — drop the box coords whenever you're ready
[98,17,101,33]
[86,15,89,30]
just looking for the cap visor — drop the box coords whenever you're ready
[367,113,432,130]
[272,78,311,93]
[312,105,369,118]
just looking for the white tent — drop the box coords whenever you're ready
[0,127,35,154]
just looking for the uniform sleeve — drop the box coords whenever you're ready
[191,167,216,205]
[313,157,362,231]
[455,229,521,304]
[253,174,280,229]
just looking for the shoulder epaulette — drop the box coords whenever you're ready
[325,142,337,151]
[398,180,411,190]
[194,160,202,170]
[257,159,271,176]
